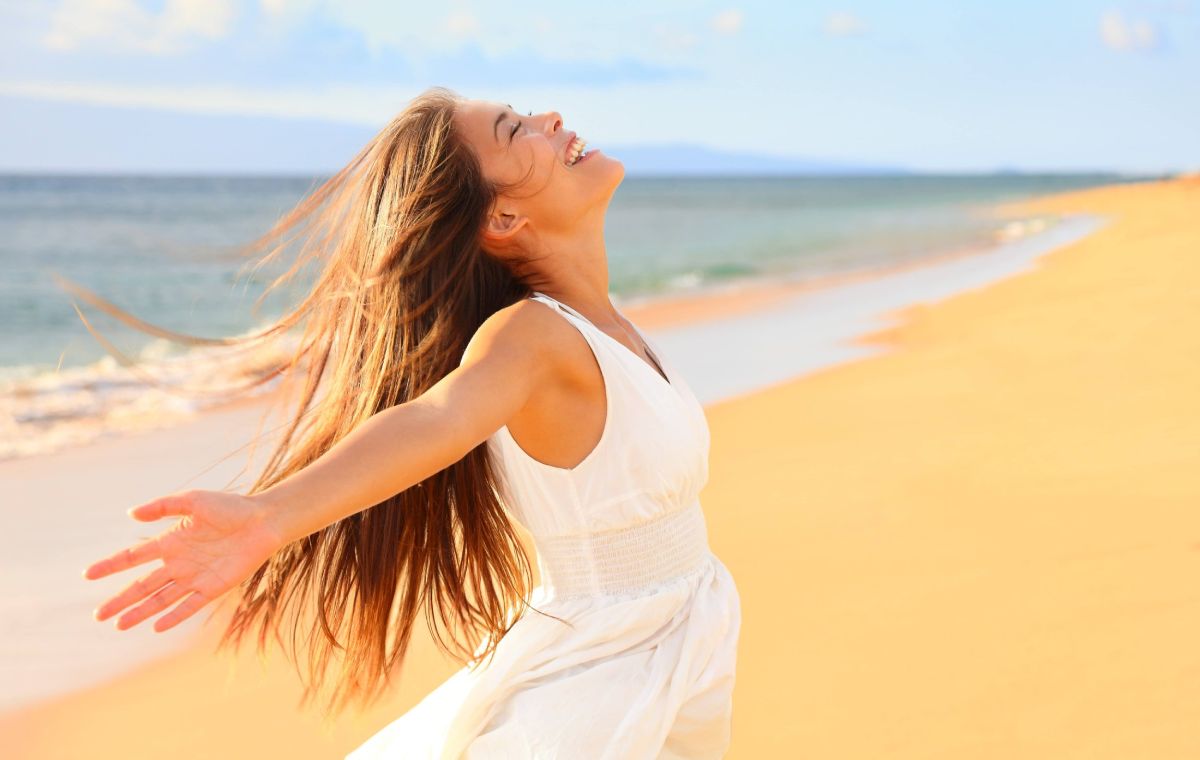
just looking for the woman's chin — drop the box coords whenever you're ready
[588,150,623,179]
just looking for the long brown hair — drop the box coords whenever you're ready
[60,86,568,717]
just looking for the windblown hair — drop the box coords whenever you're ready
[59,86,568,718]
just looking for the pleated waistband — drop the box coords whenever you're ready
[535,500,711,599]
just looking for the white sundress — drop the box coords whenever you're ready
[346,290,743,759]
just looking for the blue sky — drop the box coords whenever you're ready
[1,0,1197,173]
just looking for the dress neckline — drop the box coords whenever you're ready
[530,291,676,392]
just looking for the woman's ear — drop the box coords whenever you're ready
[482,210,529,247]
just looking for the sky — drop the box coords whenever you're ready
[1,0,1197,174]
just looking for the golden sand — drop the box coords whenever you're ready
[707,175,1200,757]
[2,177,1196,758]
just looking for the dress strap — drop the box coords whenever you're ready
[529,291,672,388]
[529,291,586,322]
[528,291,611,355]
[527,292,599,343]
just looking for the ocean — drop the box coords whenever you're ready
[0,172,1147,459]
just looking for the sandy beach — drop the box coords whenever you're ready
[2,175,1197,758]
[709,174,1200,757]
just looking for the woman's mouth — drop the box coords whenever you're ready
[565,135,590,167]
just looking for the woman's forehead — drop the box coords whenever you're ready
[458,100,513,152]
[452,102,521,187]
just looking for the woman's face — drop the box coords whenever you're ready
[453,98,624,249]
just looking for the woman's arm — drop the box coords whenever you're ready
[84,299,583,633]
[254,300,563,546]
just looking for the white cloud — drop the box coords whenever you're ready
[652,22,700,55]
[1129,0,1192,12]
[824,11,865,37]
[0,79,399,124]
[43,0,236,55]
[710,9,743,35]
[289,2,696,67]
[1100,9,1159,51]
[0,77,701,139]
[260,0,320,19]
[445,10,480,38]
[259,0,290,16]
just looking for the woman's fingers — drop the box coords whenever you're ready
[127,492,195,522]
[94,564,173,622]
[152,590,210,633]
[114,579,189,631]
[81,494,191,581]
[82,535,162,581]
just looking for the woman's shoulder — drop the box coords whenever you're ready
[460,296,594,385]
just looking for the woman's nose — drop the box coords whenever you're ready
[543,111,563,134]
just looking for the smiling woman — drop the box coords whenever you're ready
[78,85,741,759]
[451,97,619,270]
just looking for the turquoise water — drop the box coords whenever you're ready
[0,172,1145,373]
[0,172,1150,458]
[607,175,1104,292]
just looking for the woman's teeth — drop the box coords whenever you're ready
[566,137,588,166]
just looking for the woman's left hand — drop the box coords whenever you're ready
[83,489,285,633]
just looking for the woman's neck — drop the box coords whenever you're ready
[528,213,614,318]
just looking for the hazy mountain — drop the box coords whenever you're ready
[597,143,912,176]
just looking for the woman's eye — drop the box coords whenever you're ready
[511,122,519,138]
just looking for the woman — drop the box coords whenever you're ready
[83,86,742,758]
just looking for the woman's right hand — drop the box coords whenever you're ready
[83,489,285,633]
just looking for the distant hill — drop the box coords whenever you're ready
[602,143,912,176]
